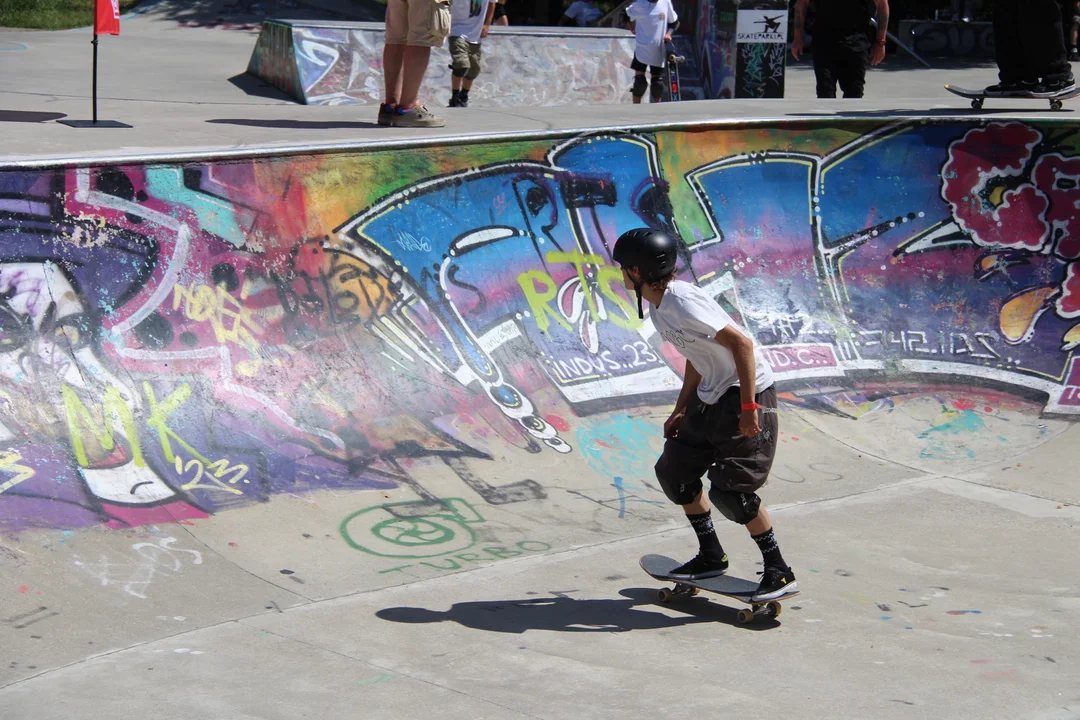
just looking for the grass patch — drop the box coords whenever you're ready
[0,0,144,30]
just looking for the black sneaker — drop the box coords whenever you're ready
[752,565,798,601]
[1069,48,1080,62]
[449,96,462,107]
[668,553,729,580]
[1033,76,1077,96]
[984,80,1038,96]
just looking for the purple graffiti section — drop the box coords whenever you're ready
[1,120,1078,533]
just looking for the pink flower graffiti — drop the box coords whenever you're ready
[941,122,1080,322]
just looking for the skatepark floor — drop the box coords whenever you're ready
[2,14,1080,720]
[0,14,1032,165]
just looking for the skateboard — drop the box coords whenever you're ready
[666,53,685,102]
[944,83,1080,111]
[639,553,799,623]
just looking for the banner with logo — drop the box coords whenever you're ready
[95,0,121,35]
[735,9,787,44]
[733,7,787,98]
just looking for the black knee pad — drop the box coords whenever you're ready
[650,73,665,99]
[654,456,703,506]
[709,490,761,525]
[451,65,469,78]
[632,74,648,98]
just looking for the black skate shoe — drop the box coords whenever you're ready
[668,553,729,580]
[1033,76,1077,96]
[984,80,1038,96]
[752,565,798,601]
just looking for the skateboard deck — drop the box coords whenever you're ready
[640,554,799,623]
[944,83,1080,110]
[665,53,684,102]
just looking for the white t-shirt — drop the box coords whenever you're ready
[565,0,603,26]
[625,0,677,68]
[451,0,493,42]
[648,280,774,404]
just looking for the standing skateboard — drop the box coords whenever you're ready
[665,52,684,102]
[640,554,799,623]
[944,83,1080,111]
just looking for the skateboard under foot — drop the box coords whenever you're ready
[640,553,799,624]
[944,83,1080,111]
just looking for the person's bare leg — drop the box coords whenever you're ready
[745,504,771,537]
[383,43,406,105]
[399,45,433,108]
[452,75,464,92]
[682,492,709,515]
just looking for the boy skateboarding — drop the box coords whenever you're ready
[612,228,796,602]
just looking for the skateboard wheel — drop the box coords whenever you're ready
[658,588,673,603]
[689,587,700,597]
[767,601,782,618]
[971,99,983,110]
[1051,100,1064,111]
[737,609,754,624]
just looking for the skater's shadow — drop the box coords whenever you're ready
[375,588,778,633]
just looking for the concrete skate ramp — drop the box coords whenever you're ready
[247,20,636,106]
[2,118,1080,718]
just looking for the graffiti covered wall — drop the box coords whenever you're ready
[2,119,1080,535]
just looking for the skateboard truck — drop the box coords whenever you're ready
[656,581,784,623]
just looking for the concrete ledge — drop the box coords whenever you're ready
[246,18,637,107]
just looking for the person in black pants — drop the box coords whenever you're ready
[791,0,890,98]
[988,0,1075,95]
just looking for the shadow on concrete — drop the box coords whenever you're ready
[789,54,998,72]
[207,117,382,129]
[375,588,779,633]
[0,110,67,123]
[788,108,1075,117]
[227,73,295,102]
[135,0,384,27]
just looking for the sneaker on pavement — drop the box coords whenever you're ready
[984,80,1038,96]
[392,104,446,128]
[1070,48,1080,62]
[378,103,396,126]
[752,565,798,602]
[668,553,729,580]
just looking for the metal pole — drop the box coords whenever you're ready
[92,34,99,124]
[886,30,932,69]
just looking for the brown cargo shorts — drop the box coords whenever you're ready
[654,385,779,505]
[385,0,451,47]
[449,36,483,79]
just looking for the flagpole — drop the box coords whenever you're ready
[58,0,131,128]
[92,33,99,124]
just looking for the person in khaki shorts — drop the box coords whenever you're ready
[379,0,451,127]
[448,0,495,107]
[612,228,798,603]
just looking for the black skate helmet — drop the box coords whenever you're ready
[613,228,678,318]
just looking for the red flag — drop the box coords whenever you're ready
[94,0,120,35]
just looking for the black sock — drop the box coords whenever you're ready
[459,88,470,100]
[451,89,461,99]
[687,512,726,561]
[752,528,787,570]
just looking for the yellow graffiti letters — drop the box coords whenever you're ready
[0,451,35,494]
[62,385,144,469]
[173,281,263,376]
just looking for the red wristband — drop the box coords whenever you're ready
[741,402,760,411]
